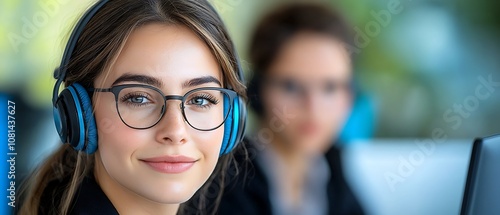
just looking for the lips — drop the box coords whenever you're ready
[297,122,320,135]
[140,155,198,174]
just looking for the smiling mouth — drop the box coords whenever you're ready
[139,155,198,174]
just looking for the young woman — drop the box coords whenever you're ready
[19,0,246,214]
[204,3,364,215]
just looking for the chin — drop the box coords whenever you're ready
[138,181,199,204]
[145,191,195,204]
[295,136,332,154]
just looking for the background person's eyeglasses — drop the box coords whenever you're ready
[89,84,237,131]
[264,78,353,101]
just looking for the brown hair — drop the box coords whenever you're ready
[19,0,245,214]
[247,2,353,116]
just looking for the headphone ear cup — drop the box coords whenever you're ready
[55,83,97,153]
[220,96,234,155]
[220,95,245,155]
[235,97,247,144]
[71,83,98,154]
[54,101,68,146]
[227,97,240,153]
[55,86,84,150]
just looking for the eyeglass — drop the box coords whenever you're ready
[265,78,353,99]
[89,84,237,131]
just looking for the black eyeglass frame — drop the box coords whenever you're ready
[88,84,237,131]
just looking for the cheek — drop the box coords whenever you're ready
[95,108,146,171]
[192,126,224,169]
[262,92,299,125]
[93,98,148,178]
[93,96,122,135]
[311,99,350,139]
[329,93,352,124]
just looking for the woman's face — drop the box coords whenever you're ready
[92,23,224,205]
[262,32,352,155]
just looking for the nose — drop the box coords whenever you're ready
[302,90,325,115]
[155,100,188,145]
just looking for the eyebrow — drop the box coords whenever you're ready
[111,73,221,88]
[112,73,163,87]
[182,76,222,88]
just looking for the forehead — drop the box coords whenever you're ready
[102,23,222,87]
[268,32,351,81]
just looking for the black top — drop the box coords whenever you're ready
[188,138,364,215]
[39,174,119,215]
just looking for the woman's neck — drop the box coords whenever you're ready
[268,135,314,207]
[270,135,312,169]
[94,153,179,215]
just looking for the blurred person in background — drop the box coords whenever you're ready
[195,2,364,215]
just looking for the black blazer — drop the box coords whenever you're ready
[38,174,119,215]
[188,138,364,215]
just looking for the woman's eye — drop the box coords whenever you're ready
[191,97,209,106]
[285,81,296,91]
[187,94,219,108]
[121,93,153,106]
[129,96,149,103]
[324,82,337,93]
[280,80,302,95]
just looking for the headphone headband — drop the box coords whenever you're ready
[52,0,109,105]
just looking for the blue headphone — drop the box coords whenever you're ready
[52,0,246,155]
